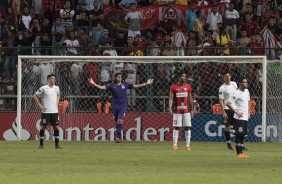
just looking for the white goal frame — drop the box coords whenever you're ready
[17,55,268,141]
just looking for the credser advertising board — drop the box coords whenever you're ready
[0,113,278,142]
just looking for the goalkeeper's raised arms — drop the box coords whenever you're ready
[88,78,96,86]
[146,79,154,85]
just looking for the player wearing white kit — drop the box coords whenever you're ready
[169,73,193,151]
[33,74,61,149]
[219,71,237,150]
[227,77,250,158]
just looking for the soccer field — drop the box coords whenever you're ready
[0,141,281,184]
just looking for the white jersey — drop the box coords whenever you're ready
[125,63,137,84]
[219,81,237,109]
[227,89,250,121]
[35,85,60,113]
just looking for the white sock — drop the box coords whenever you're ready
[185,130,191,147]
[173,129,179,146]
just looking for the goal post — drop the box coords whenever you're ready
[16,55,278,142]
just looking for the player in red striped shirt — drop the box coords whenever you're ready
[169,73,194,151]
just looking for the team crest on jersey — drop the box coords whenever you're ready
[233,96,236,99]
[219,92,222,95]
[122,85,125,89]
[238,127,243,132]
[184,88,187,91]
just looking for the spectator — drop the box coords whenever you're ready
[260,16,282,59]
[29,6,41,21]
[239,13,260,37]
[162,3,178,34]
[114,31,127,55]
[98,27,114,49]
[129,41,144,56]
[124,61,138,110]
[18,31,35,55]
[4,7,18,31]
[52,18,65,46]
[264,0,277,12]
[135,34,148,53]
[186,31,198,56]
[240,2,254,21]
[89,0,104,37]
[77,27,91,47]
[124,3,143,39]
[70,62,84,111]
[121,36,134,56]
[194,10,205,42]
[154,24,168,46]
[249,34,265,56]
[186,2,197,32]
[261,4,276,28]
[118,0,137,12]
[86,0,103,11]
[76,2,89,34]
[19,6,32,32]
[237,29,251,55]
[171,26,187,56]
[216,27,230,55]
[41,18,52,55]
[225,2,240,41]
[2,39,17,82]
[206,6,223,32]
[91,22,103,46]
[60,0,75,32]
[147,39,161,56]
[161,41,176,56]
[63,31,80,55]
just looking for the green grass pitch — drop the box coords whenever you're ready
[0,141,282,184]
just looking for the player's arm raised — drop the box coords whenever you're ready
[133,79,154,88]
[88,78,106,90]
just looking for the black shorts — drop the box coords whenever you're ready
[41,113,59,126]
[221,109,234,126]
[233,119,248,135]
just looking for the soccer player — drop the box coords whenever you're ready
[88,73,153,143]
[226,77,250,158]
[169,73,193,151]
[219,71,238,150]
[33,74,62,149]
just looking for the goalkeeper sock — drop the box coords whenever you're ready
[116,124,122,139]
[185,130,191,147]
[54,129,59,146]
[39,130,45,146]
[173,129,179,146]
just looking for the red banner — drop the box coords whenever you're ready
[0,113,173,141]
[104,4,226,31]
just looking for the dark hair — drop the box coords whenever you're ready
[178,72,187,79]
[115,73,122,78]
[238,76,247,84]
[47,74,56,79]
[222,70,231,76]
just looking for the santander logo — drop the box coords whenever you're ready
[3,118,31,140]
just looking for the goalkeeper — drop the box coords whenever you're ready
[89,73,153,143]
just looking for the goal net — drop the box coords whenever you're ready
[16,56,281,142]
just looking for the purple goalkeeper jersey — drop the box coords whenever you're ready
[106,82,133,106]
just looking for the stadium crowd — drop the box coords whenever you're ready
[0,0,279,112]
